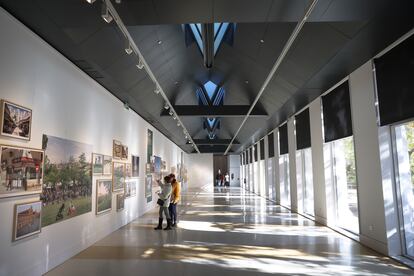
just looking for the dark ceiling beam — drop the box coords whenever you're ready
[191,139,240,145]
[161,105,268,117]
[202,23,214,68]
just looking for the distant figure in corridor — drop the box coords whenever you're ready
[215,169,222,186]
[169,174,181,227]
[154,175,173,231]
[224,172,230,187]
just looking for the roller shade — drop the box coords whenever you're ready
[268,132,275,158]
[279,124,288,155]
[249,147,252,164]
[375,34,414,126]
[322,81,353,143]
[260,139,265,160]
[253,144,258,162]
[295,108,311,150]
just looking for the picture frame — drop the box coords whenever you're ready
[113,140,123,160]
[112,162,125,192]
[103,155,112,175]
[145,174,152,198]
[92,153,103,175]
[125,163,132,178]
[0,145,44,198]
[1,100,32,141]
[121,145,128,160]
[13,201,42,241]
[131,155,139,177]
[125,178,137,198]
[116,193,125,211]
[96,179,112,215]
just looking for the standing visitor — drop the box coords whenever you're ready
[224,172,230,187]
[169,174,181,227]
[215,169,222,186]
[154,175,173,230]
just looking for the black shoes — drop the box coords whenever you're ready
[154,218,163,230]
[164,219,173,230]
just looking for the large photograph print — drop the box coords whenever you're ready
[96,179,112,215]
[1,100,32,140]
[41,135,92,227]
[13,201,42,241]
[0,146,44,198]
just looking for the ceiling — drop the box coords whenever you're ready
[1,0,413,154]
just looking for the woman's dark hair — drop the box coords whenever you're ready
[164,175,171,182]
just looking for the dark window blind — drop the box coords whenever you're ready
[322,81,353,143]
[253,144,258,162]
[375,34,414,126]
[295,108,311,150]
[279,124,288,155]
[268,132,275,158]
[260,139,265,160]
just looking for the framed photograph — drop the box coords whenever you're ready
[92,153,103,175]
[125,178,137,198]
[113,140,122,160]
[116,193,125,211]
[121,145,128,160]
[103,155,112,175]
[41,135,92,227]
[125,163,132,178]
[153,156,161,173]
[96,179,112,215]
[131,155,139,177]
[145,174,152,198]
[1,100,32,140]
[13,201,42,241]
[0,145,44,198]
[112,162,125,192]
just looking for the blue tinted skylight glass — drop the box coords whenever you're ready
[189,24,203,53]
[214,22,229,55]
[207,118,216,128]
[214,23,222,36]
[204,81,217,100]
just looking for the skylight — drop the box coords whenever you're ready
[188,23,231,56]
[204,81,217,100]
[207,118,216,128]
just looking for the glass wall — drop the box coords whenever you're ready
[393,121,414,258]
[279,154,290,207]
[296,148,314,216]
[326,136,359,234]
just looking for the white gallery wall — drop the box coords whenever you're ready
[187,154,214,188]
[0,8,188,276]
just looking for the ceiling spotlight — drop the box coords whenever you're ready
[173,115,177,120]
[177,122,181,127]
[154,86,160,94]
[123,101,129,110]
[115,0,121,3]
[245,80,249,84]
[169,110,174,116]
[185,135,188,139]
[260,39,264,43]
[157,40,162,45]
[164,103,169,110]
[125,41,133,55]
[101,2,113,23]
[136,58,144,70]
[86,0,96,4]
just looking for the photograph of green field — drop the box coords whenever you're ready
[113,162,125,192]
[96,179,112,214]
[41,134,92,227]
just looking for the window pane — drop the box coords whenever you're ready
[395,121,414,258]
[279,154,290,207]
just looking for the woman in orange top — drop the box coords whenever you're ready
[168,174,181,227]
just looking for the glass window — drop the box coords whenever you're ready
[327,136,359,234]
[279,154,290,207]
[296,148,314,216]
[394,121,414,258]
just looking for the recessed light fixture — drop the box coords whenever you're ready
[136,58,144,70]
[175,81,179,85]
[245,80,249,84]
[260,39,264,43]
[157,40,162,45]
[101,2,113,23]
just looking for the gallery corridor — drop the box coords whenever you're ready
[46,186,410,276]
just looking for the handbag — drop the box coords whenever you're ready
[157,198,164,206]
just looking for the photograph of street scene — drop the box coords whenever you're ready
[41,134,92,227]
[0,146,43,198]
[14,201,41,241]
[1,101,32,140]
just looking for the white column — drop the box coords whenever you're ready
[349,60,388,254]
[309,98,328,225]
[274,129,281,204]
[264,136,269,198]
[288,118,298,212]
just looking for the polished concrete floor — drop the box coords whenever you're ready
[46,186,412,276]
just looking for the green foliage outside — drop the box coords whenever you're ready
[404,122,414,185]
[344,137,357,187]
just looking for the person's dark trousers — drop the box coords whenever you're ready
[169,203,177,226]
